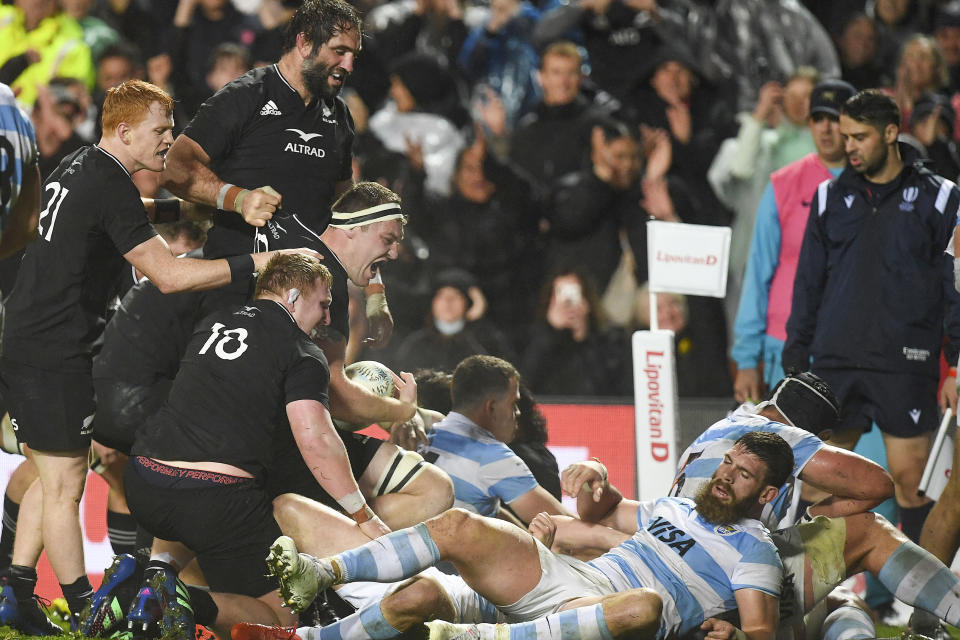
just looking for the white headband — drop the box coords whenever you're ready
[329,202,403,229]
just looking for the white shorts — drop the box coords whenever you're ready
[497,538,615,622]
[335,568,505,624]
[772,516,847,640]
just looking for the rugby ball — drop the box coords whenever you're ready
[333,361,397,431]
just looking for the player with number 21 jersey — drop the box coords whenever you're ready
[3,146,156,371]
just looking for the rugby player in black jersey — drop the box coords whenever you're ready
[258,182,453,532]
[125,253,386,640]
[161,0,395,347]
[91,182,449,529]
[80,183,451,639]
[0,80,317,635]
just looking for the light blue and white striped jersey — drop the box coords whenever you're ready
[420,412,538,517]
[669,404,824,529]
[0,83,38,227]
[589,496,782,638]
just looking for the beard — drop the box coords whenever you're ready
[302,56,340,100]
[864,144,889,176]
[851,143,889,176]
[693,478,758,525]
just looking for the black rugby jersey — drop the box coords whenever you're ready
[3,146,157,370]
[184,65,354,259]
[132,299,330,477]
[93,276,243,385]
[253,212,349,342]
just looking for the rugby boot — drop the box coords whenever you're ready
[47,597,74,631]
[126,581,161,636]
[195,623,217,640]
[425,621,483,640]
[230,623,302,640]
[0,584,16,626]
[0,588,66,636]
[80,553,139,637]
[266,536,339,613]
[296,588,355,627]
[137,567,194,640]
[322,587,356,620]
[904,611,952,640]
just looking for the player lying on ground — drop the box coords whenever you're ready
[235,374,955,640]
[564,371,904,640]
[259,432,797,640]
[565,471,960,640]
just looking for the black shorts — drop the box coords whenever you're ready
[92,377,172,455]
[814,368,940,438]
[123,457,280,597]
[0,359,95,451]
[266,431,382,507]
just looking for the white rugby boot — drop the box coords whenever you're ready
[265,536,340,613]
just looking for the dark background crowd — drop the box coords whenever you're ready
[5,0,960,400]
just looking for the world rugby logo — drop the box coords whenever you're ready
[900,186,918,212]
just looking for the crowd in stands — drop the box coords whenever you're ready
[5,0,960,399]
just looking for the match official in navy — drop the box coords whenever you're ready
[784,89,960,547]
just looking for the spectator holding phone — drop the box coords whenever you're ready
[519,266,630,396]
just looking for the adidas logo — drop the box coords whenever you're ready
[260,100,282,116]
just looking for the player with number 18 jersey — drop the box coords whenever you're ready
[131,299,330,477]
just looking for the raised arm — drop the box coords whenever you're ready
[532,3,585,48]
[160,134,280,228]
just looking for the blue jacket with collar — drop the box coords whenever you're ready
[783,156,960,378]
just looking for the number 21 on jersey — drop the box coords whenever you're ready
[38,182,69,241]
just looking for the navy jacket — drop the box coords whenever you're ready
[783,156,960,378]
